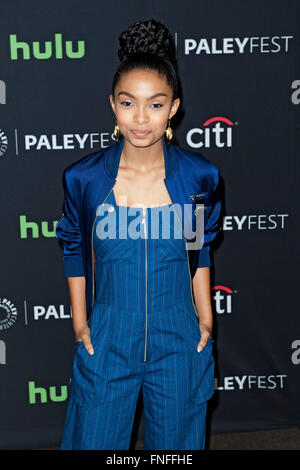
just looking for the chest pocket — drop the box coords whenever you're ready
[190,191,212,221]
[189,192,207,202]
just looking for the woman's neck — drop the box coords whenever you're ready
[121,137,164,173]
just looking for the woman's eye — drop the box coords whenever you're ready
[152,103,163,108]
[120,101,132,107]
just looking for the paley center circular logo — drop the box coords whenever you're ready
[0,298,18,330]
[0,128,8,156]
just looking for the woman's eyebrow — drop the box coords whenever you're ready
[117,91,168,99]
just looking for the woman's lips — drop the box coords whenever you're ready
[131,130,150,138]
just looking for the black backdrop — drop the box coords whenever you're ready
[0,0,299,449]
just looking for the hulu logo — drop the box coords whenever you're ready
[20,215,58,239]
[28,380,71,404]
[10,33,85,60]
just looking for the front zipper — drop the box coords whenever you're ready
[89,180,117,324]
[142,207,148,361]
[164,181,199,319]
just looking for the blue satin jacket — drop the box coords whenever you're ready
[55,136,221,322]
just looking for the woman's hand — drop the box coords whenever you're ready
[197,323,212,352]
[75,324,94,355]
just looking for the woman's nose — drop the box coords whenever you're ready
[133,106,149,124]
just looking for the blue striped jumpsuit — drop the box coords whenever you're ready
[60,190,215,450]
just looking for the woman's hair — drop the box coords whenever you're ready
[112,19,179,101]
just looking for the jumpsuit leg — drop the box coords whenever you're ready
[60,301,145,450]
[60,347,208,450]
[141,306,209,450]
[143,374,208,450]
[60,374,142,450]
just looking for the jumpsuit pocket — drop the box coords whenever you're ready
[188,339,215,405]
[69,313,112,409]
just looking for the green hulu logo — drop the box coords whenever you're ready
[28,380,71,404]
[10,33,85,60]
[19,215,58,239]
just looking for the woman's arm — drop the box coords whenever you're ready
[192,266,213,352]
[55,167,94,355]
[67,276,94,355]
[192,166,221,351]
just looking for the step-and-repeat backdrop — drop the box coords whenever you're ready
[0,0,299,449]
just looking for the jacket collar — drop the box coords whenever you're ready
[104,135,178,180]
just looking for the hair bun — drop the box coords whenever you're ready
[118,19,176,66]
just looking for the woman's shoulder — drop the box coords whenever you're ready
[61,146,108,184]
[174,143,218,168]
[173,143,219,188]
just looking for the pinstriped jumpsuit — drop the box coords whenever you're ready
[60,189,215,450]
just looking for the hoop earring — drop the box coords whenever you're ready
[114,122,120,141]
[165,118,173,143]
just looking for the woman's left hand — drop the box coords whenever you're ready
[197,323,212,352]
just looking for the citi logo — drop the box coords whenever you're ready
[0,80,6,104]
[19,215,58,239]
[212,285,235,315]
[10,33,85,60]
[186,117,234,148]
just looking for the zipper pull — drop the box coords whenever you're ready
[141,208,147,236]
[190,192,206,201]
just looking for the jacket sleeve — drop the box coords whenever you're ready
[197,167,222,268]
[55,167,85,278]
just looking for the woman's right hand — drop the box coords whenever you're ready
[75,324,94,355]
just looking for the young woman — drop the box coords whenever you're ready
[56,19,222,450]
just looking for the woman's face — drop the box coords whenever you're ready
[109,68,180,148]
